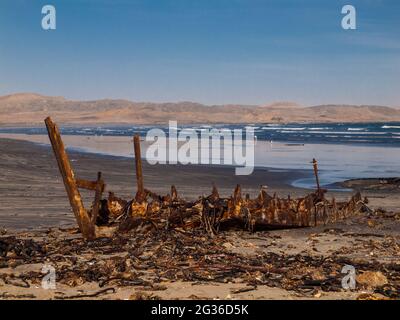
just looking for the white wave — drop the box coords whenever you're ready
[347,128,364,131]
[304,131,386,135]
[281,127,305,131]
[261,127,282,130]
[344,139,371,143]
[382,125,400,129]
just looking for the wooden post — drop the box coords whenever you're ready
[44,117,96,240]
[312,158,320,192]
[133,135,144,201]
[90,172,104,225]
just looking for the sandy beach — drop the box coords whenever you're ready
[0,137,312,230]
[0,137,399,300]
[1,0,400,306]
[1,134,399,229]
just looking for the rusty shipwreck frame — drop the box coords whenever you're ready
[44,117,368,240]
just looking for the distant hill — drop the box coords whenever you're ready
[1,93,400,126]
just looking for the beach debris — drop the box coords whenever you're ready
[0,293,37,299]
[357,271,388,289]
[0,236,44,259]
[45,117,371,240]
[1,226,399,299]
[96,192,128,225]
[55,287,116,300]
[374,285,400,299]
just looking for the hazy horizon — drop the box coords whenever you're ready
[2,91,400,109]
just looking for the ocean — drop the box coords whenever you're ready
[1,122,400,146]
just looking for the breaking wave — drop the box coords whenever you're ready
[1,122,400,146]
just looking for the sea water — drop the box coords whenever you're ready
[1,122,399,189]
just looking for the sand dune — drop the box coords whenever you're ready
[1,93,400,126]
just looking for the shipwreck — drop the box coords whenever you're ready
[44,117,369,240]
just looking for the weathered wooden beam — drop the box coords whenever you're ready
[133,135,144,201]
[44,117,96,240]
[76,178,105,192]
[312,158,320,192]
[90,172,104,225]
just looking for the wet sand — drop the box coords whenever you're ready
[0,137,313,230]
[2,132,400,189]
[1,136,399,229]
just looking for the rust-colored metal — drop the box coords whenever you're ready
[44,117,96,240]
[120,182,367,235]
[133,135,144,201]
[44,117,369,238]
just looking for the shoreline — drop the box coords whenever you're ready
[1,132,400,189]
[2,119,400,128]
[0,137,311,231]
[1,137,399,232]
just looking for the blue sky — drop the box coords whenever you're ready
[0,0,399,106]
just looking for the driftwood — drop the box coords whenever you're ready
[45,117,108,240]
[133,134,145,201]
